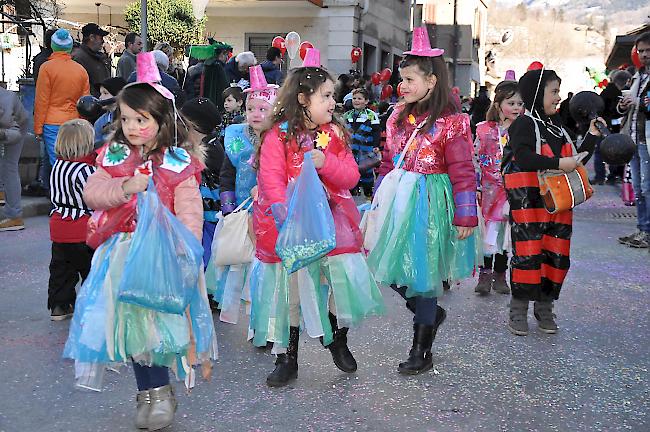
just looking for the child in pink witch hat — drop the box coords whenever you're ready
[64,52,217,432]
[207,63,277,325]
[367,25,480,376]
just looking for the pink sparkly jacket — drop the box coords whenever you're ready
[475,121,508,223]
[254,122,362,263]
[385,103,478,227]
[84,143,204,243]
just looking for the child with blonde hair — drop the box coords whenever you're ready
[48,119,96,320]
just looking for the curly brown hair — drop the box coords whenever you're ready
[396,55,458,133]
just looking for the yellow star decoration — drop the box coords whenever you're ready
[315,131,331,149]
[408,114,416,125]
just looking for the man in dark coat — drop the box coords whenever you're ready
[260,47,284,85]
[72,23,111,97]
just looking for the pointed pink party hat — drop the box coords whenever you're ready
[244,64,278,93]
[302,48,321,67]
[404,26,444,57]
[123,51,174,100]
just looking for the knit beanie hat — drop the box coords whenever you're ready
[51,29,73,52]
[181,98,221,135]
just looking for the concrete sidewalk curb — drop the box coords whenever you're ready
[21,196,51,218]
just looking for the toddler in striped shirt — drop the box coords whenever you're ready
[48,119,96,321]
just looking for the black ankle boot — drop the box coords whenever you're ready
[266,326,299,387]
[398,306,446,375]
[323,312,357,373]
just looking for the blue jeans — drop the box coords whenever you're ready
[630,143,650,233]
[42,124,60,166]
[593,142,606,180]
[133,362,170,391]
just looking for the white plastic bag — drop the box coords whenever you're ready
[212,197,255,266]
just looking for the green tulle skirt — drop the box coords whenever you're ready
[249,253,385,348]
[367,172,480,298]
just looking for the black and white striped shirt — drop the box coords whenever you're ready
[49,160,96,219]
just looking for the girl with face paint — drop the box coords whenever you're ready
[204,65,278,326]
[250,49,384,388]
[366,27,480,376]
[473,80,523,296]
[63,52,217,431]
[502,68,603,337]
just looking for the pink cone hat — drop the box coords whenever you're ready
[123,51,174,100]
[244,64,278,105]
[302,48,321,67]
[404,26,444,57]
[505,70,516,81]
[244,65,278,93]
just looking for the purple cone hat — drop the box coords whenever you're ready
[505,70,516,81]
[302,48,321,67]
[123,51,174,100]
[404,26,444,57]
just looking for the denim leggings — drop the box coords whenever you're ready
[133,362,170,391]
[414,296,438,326]
[630,142,650,233]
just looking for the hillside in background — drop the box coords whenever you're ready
[486,2,618,96]
[495,0,650,32]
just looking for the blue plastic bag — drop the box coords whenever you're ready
[118,179,203,315]
[275,152,337,274]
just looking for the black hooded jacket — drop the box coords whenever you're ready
[505,69,598,172]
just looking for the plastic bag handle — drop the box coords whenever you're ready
[395,119,428,169]
[233,196,253,213]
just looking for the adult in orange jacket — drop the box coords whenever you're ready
[34,29,90,166]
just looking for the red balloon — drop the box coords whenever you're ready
[299,41,314,61]
[527,61,544,71]
[371,72,381,86]
[351,47,362,63]
[380,68,392,83]
[272,36,286,55]
[397,82,403,97]
[380,84,393,101]
[631,46,642,69]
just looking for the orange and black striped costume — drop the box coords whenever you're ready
[503,115,597,301]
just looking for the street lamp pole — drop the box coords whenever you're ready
[141,0,147,51]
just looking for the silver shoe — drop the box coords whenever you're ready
[147,385,177,431]
[135,390,151,429]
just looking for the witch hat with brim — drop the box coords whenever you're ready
[123,51,175,100]
[404,26,444,57]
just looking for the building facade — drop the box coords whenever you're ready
[414,0,488,97]
[57,0,411,77]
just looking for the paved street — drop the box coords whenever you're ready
[0,184,648,432]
